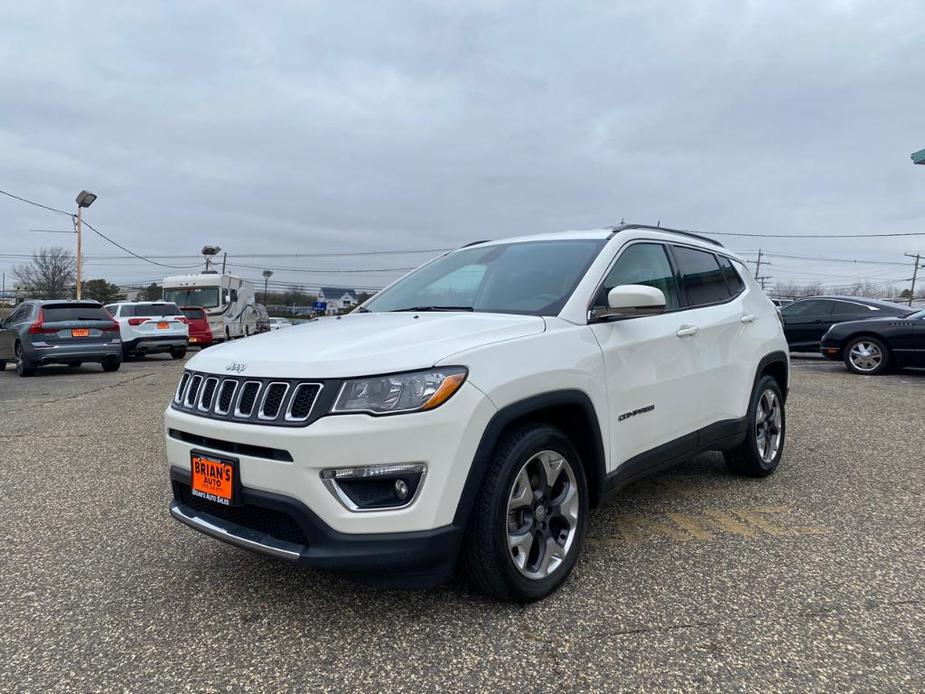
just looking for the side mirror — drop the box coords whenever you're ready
[592,284,666,321]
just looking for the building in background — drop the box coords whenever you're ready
[318,287,359,315]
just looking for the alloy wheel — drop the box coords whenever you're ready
[506,450,580,580]
[755,389,783,464]
[848,341,883,373]
[15,344,25,376]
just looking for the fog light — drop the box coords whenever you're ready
[320,464,425,511]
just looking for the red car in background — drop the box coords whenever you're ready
[180,306,213,348]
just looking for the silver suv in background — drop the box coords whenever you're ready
[106,301,189,360]
[0,300,122,377]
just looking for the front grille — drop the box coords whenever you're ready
[172,371,324,427]
[177,484,307,546]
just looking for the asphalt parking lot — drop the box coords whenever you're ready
[1,355,923,691]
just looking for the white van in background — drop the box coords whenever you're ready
[163,271,258,342]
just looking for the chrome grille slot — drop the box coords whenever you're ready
[185,375,203,407]
[175,372,190,403]
[259,383,289,420]
[215,379,238,415]
[234,381,262,418]
[198,377,219,411]
[286,383,322,421]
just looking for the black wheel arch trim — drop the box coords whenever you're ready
[452,389,606,529]
[755,350,789,400]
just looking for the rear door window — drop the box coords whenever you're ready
[830,300,876,321]
[780,300,833,319]
[671,246,731,306]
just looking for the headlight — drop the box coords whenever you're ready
[333,367,468,414]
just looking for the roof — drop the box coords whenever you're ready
[25,299,102,305]
[320,287,358,299]
[792,296,915,311]
[459,223,723,251]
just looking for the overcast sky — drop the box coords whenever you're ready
[1,0,923,294]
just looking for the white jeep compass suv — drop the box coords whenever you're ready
[165,225,789,602]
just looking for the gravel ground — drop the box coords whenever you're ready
[1,355,923,692]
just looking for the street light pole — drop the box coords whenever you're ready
[75,206,83,299]
[262,270,273,304]
[74,190,97,300]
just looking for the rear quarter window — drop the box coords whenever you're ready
[181,308,205,319]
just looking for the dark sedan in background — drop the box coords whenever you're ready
[780,296,915,351]
[821,308,925,374]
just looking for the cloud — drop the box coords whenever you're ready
[1,0,923,291]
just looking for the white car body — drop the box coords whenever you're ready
[163,272,258,342]
[165,225,790,597]
[106,301,189,357]
[268,318,292,330]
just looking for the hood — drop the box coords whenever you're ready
[187,312,546,378]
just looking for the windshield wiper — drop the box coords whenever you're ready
[391,306,474,312]
[353,306,371,313]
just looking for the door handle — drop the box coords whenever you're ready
[676,325,699,338]
[740,314,757,324]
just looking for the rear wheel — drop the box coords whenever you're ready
[725,375,785,477]
[462,424,588,602]
[102,357,121,372]
[844,336,889,375]
[0,360,6,371]
[170,347,187,360]
[15,342,35,378]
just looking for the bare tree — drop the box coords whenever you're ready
[12,247,76,299]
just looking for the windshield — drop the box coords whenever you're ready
[163,287,220,309]
[364,239,606,315]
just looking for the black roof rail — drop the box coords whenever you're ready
[460,239,492,248]
[608,223,724,248]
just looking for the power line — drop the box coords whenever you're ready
[713,230,925,239]
[80,220,202,270]
[0,188,73,217]
[735,251,909,267]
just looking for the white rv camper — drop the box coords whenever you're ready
[162,271,257,342]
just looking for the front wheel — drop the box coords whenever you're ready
[462,424,588,602]
[725,375,785,477]
[170,348,187,360]
[844,336,889,375]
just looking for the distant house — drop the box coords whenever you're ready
[318,287,359,315]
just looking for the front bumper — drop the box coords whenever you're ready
[169,468,463,586]
[164,381,496,578]
[26,341,121,364]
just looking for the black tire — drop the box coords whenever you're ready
[725,375,785,477]
[170,348,187,360]
[462,423,588,602]
[15,342,35,377]
[843,336,890,375]
[0,360,6,371]
[71,362,83,368]
[122,346,132,360]
[101,357,121,372]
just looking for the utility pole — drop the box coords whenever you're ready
[747,249,772,292]
[752,249,766,279]
[906,252,923,306]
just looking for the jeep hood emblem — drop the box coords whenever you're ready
[226,361,247,373]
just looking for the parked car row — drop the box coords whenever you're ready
[1,297,292,376]
[779,295,923,374]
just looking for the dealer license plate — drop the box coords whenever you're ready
[190,452,237,506]
[71,328,89,337]
[157,322,169,329]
